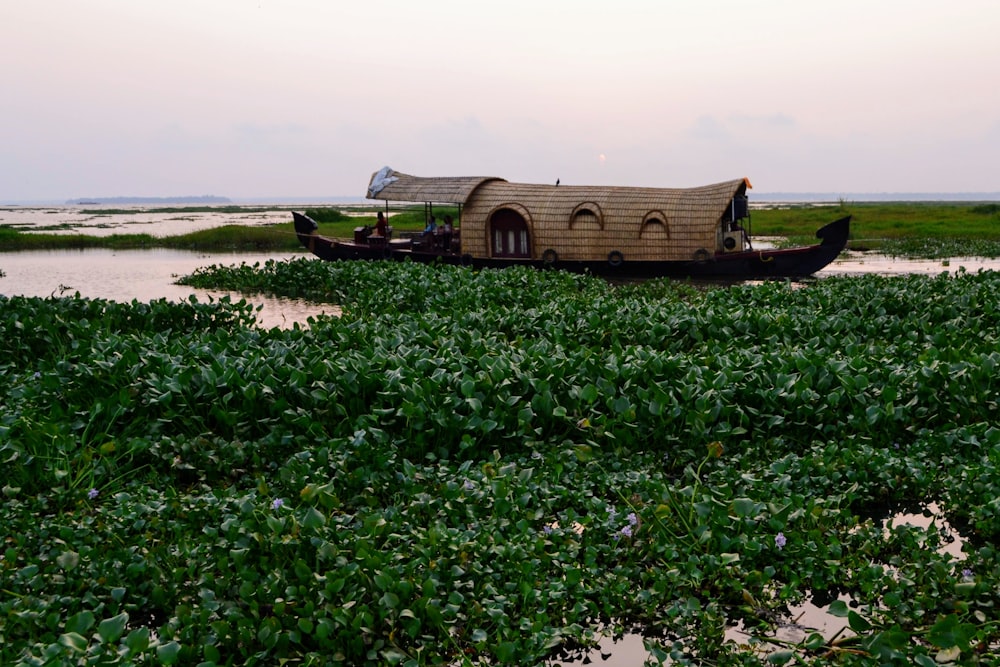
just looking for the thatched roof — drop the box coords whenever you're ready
[367,168,504,204]
[466,179,749,216]
[366,167,748,213]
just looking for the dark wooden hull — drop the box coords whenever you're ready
[293,212,850,280]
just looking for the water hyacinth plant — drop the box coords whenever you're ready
[2,259,1000,665]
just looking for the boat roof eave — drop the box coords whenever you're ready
[365,167,753,211]
[366,169,507,205]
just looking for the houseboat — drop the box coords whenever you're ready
[292,166,850,279]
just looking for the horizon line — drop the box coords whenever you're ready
[5,191,1000,206]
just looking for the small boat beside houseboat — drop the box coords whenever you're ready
[292,167,850,279]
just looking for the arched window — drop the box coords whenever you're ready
[570,202,603,229]
[641,210,669,238]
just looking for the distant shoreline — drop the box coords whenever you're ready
[755,192,1000,203]
[3,192,999,207]
[65,195,232,205]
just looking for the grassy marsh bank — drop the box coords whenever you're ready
[2,203,999,258]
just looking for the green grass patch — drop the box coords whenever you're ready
[751,202,1000,253]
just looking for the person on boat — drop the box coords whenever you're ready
[374,211,388,238]
[441,215,454,251]
[421,216,438,237]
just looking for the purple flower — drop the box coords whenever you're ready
[87,488,99,500]
[543,525,553,535]
[33,371,42,380]
[774,532,787,549]
[620,525,633,538]
[463,480,475,491]
[627,512,638,526]
[962,568,973,579]
[272,498,284,510]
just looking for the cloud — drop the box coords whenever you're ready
[730,113,797,130]
[688,115,731,142]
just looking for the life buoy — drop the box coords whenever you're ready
[693,248,711,263]
[542,248,559,265]
[460,253,473,267]
[607,250,624,267]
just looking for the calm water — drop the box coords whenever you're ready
[0,205,342,328]
[0,204,297,237]
[0,249,336,328]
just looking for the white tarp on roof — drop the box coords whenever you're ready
[367,166,398,198]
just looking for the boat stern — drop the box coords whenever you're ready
[292,211,324,255]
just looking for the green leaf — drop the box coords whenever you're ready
[380,648,407,664]
[125,627,150,653]
[302,506,327,530]
[59,632,88,654]
[848,610,872,632]
[203,644,221,662]
[65,610,96,634]
[767,650,794,664]
[265,514,284,533]
[157,640,182,664]
[732,498,758,518]
[98,612,129,643]
[827,599,849,617]
[954,581,976,596]
[56,549,80,571]
[497,641,518,662]
[927,614,959,648]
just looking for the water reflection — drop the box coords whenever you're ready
[0,248,336,329]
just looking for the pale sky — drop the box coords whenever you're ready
[3,1,998,201]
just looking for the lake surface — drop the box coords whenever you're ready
[0,204,301,237]
[0,249,337,328]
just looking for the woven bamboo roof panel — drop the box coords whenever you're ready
[367,169,505,204]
